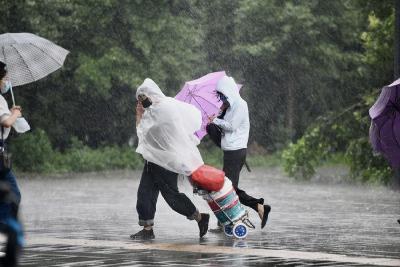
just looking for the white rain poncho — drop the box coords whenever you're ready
[136,78,204,176]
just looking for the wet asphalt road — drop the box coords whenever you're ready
[14,167,400,266]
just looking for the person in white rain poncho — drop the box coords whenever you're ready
[130,78,210,240]
[136,78,204,176]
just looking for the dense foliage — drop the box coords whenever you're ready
[0,0,396,180]
[282,1,395,183]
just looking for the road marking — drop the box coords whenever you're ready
[27,237,400,266]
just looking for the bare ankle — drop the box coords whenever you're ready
[257,203,264,213]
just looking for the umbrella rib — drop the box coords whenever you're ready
[191,84,215,95]
[191,96,209,116]
[29,42,65,65]
[11,44,35,82]
[190,93,219,107]
[183,92,193,103]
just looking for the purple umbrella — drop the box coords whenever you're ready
[369,78,400,168]
[175,71,242,140]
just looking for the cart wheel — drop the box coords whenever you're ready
[233,223,248,239]
[223,225,233,237]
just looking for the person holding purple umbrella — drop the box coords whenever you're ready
[207,76,271,230]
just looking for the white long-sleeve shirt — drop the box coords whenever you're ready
[212,76,249,151]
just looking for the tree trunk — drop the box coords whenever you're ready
[286,76,295,140]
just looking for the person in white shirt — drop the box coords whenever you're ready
[208,76,271,229]
[0,61,24,266]
[0,61,22,206]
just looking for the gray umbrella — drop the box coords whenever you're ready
[0,32,69,87]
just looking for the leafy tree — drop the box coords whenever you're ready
[234,0,365,150]
[283,1,396,183]
[4,0,204,148]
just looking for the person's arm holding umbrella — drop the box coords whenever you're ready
[0,106,22,128]
[0,65,22,127]
[212,104,247,132]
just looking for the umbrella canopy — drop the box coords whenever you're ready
[369,78,400,168]
[0,32,69,87]
[175,71,242,140]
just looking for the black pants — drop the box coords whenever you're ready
[223,149,264,212]
[136,161,198,226]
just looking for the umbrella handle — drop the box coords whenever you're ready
[10,87,15,107]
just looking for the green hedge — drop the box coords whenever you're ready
[10,129,281,174]
[11,130,143,173]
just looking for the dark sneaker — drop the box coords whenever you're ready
[198,213,210,238]
[130,228,155,240]
[261,205,271,229]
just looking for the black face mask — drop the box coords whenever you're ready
[141,98,152,108]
